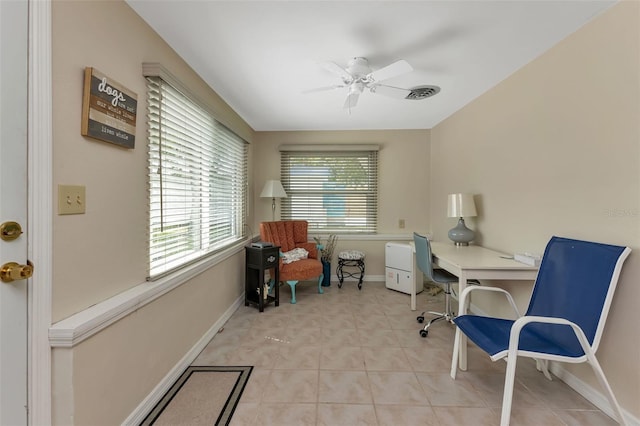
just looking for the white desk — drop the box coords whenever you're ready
[413,242,539,370]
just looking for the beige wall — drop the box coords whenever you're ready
[51,1,253,424]
[52,0,252,322]
[252,130,431,276]
[430,1,640,418]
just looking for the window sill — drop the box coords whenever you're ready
[49,238,248,348]
[309,233,418,241]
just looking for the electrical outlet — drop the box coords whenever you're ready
[399,219,405,229]
[58,185,86,215]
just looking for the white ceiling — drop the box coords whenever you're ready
[126,0,615,131]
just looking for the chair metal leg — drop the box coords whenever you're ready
[451,327,461,379]
[420,314,446,337]
[500,355,518,426]
[419,282,455,337]
[587,353,627,425]
[535,359,553,381]
[444,284,455,319]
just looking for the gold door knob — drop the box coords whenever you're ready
[1,262,34,283]
[0,221,23,241]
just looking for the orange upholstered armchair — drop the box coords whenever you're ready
[259,220,324,304]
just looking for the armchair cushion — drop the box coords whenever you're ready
[280,258,323,281]
[282,247,309,264]
[296,242,318,260]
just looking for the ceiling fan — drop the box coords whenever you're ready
[305,57,416,110]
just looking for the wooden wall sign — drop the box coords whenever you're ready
[81,67,137,149]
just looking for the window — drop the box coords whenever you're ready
[280,145,378,233]
[146,74,247,279]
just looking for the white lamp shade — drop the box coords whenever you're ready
[260,180,287,198]
[447,193,477,218]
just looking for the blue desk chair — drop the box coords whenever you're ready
[450,236,631,426]
[413,232,479,338]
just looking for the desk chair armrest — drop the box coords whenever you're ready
[459,285,521,317]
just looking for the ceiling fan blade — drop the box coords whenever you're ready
[320,61,353,84]
[367,59,413,83]
[343,92,360,110]
[371,84,412,99]
[302,84,344,94]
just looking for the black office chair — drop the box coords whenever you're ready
[413,232,479,337]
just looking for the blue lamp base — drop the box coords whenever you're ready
[448,217,475,246]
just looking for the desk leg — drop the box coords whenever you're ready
[410,255,418,311]
[410,287,416,311]
[457,274,468,371]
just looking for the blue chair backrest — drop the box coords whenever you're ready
[526,236,629,349]
[413,232,436,282]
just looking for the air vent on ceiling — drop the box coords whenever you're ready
[405,85,441,100]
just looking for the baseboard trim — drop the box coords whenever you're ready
[329,274,385,283]
[122,294,244,426]
[549,362,639,425]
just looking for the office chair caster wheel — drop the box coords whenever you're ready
[420,329,428,338]
[417,315,424,323]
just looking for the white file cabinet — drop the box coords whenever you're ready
[385,242,423,295]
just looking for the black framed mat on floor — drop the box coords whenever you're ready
[141,366,253,426]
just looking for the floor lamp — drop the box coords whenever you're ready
[260,180,287,221]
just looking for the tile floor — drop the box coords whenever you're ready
[193,281,617,426]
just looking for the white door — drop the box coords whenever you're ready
[0,0,30,424]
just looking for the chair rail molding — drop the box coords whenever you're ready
[49,241,246,348]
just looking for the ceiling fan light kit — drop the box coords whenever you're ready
[345,57,371,80]
[307,56,439,111]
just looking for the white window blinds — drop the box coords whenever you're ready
[146,76,248,279]
[280,146,378,233]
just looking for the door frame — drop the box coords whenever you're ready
[28,0,53,424]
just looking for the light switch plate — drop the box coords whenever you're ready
[58,185,86,215]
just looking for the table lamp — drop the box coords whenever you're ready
[447,193,477,246]
[260,180,287,221]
